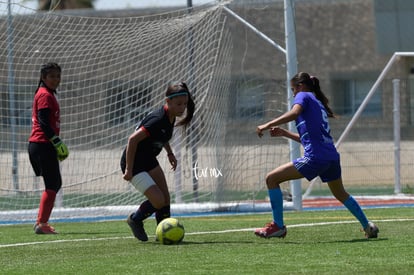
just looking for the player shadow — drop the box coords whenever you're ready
[265,238,388,245]
[331,237,388,243]
[57,231,127,236]
[155,240,257,246]
[151,238,387,246]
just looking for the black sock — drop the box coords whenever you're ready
[132,200,157,221]
[155,205,171,224]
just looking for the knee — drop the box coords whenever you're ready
[151,198,167,210]
[152,202,164,210]
[144,186,167,209]
[265,173,280,189]
[45,178,61,193]
[151,188,170,209]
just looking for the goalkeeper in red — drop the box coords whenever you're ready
[121,82,195,242]
[28,63,69,234]
[255,72,379,239]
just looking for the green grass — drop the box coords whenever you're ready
[1,208,413,274]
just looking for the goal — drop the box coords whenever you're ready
[0,1,291,223]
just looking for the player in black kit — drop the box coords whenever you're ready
[121,82,195,241]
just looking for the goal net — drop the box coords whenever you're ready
[0,1,290,224]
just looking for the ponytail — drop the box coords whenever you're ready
[309,76,334,118]
[165,81,195,128]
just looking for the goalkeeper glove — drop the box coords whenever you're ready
[50,135,69,161]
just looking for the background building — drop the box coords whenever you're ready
[227,0,414,141]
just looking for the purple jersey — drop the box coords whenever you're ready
[293,92,339,160]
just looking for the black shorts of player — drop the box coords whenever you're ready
[28,142,62,192]
[120,147,159,176]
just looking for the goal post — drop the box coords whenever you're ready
[0,1,296,223]
[223,0,301,210]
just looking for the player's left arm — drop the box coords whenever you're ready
[257,104,302,137]
[38,108,55,139]
[270,127,301,143]
[123,128,148,181]
[164,143,177,171]
[38,108,69,161]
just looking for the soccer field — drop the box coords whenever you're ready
[1,207,413,274]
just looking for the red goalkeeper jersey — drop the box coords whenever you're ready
[29,87,60,143]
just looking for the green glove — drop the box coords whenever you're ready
[50,136,69,161]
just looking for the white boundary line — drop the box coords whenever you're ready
[186,218,414,235]
[1,218,413,249]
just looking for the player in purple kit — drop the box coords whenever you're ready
[255,72,379,239]
[121,82,195,242]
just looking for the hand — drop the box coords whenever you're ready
[270,127,286,137]
[123,169,133,181]
[256,124,267,138]
[168,153,177,171]
[50,136,69,161]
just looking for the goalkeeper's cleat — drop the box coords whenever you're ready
[254,222,287,238]
[127,213,148,242]
[363,221,379,239]
[34,223,57,234]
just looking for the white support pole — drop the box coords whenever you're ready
[284,0,301,210]
[224,2,300,209]
[7,0,19,193]
[392,79,401,194]
[336,52,414,148]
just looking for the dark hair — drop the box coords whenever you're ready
[35,62,61,93]
[291,72,334,118]
[165,81,195,127]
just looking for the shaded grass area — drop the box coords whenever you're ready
[1,208,413,274]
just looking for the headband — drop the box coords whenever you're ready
[167,91,188,99]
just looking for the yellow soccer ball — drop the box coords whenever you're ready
[156,218,185,245]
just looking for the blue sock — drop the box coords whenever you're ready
[343,195,369,229]
[268,188,284,228]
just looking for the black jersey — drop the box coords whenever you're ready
[120,105,175,174]
[137,105,175,157]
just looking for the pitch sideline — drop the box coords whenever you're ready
[1,218,413,249]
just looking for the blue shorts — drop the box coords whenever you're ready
[293,156,341,182]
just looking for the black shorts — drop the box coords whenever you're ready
[28,142,62,192]
[120,147,159,175]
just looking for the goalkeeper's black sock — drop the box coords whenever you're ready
[132,200,156,221]
[155,205,171,224]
